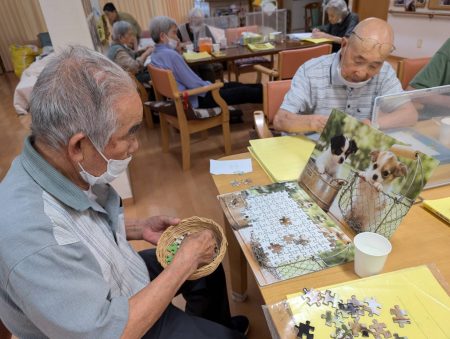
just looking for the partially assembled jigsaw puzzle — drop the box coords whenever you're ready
[219,182,353,281]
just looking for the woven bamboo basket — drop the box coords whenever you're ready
[156,216,228,280]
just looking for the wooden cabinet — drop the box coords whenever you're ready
[352,0,390,20]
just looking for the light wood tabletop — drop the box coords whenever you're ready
[212,152,450,307]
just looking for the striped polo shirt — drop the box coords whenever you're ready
[0,137,149,338]
[280,51,403,121]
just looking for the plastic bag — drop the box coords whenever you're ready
[9,44,39,78]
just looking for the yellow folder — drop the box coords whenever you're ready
[247,42,275,51]
[303,38,333,44]
[248,136,315,182]
[423,197,450,224]
[182,51,211,62]
[286,265,450,338]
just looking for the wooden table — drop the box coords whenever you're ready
[185,40,326,66]
[212,152,450,306]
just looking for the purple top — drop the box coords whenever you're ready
[151,44,210,108]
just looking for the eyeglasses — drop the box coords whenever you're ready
[350,31,396,57]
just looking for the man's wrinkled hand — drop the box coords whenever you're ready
[175,230,216,271]
[309,115,328,132]
[141,215,180,245]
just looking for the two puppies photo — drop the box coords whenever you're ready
[300,110,438,238]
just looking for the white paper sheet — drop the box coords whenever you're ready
[210,159,252,175]
[287,33,312,40]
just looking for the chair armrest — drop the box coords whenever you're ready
[254,64,278,78]
[253,110,273,139]
[179,81,224,97]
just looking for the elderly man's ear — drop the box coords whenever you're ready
[341,36,349,49]
[67,133,88,163]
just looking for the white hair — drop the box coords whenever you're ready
[112,20,132,41]
[325,0,349,18]
[30,46,136,150]
[189,7,204,19]
[149,16,177,43]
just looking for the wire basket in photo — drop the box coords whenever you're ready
[251,237,354,281]
[338,171,414,238]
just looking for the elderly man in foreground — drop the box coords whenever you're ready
[0,46,247,338]
[274,18,417,134]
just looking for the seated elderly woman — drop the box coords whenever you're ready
[150,16,262,110]
[177,7,223,83]
[107,20,153,84]
[312,0,359,52]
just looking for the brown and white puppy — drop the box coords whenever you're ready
[362,150,408,192]
[348,150,407,231]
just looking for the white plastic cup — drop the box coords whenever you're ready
[353,232,392,278]
[185,43,194,53]
[439,117,450,145]
[219,38,227,49]
[213,43,220,52]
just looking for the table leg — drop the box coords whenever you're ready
[224,217,247,302]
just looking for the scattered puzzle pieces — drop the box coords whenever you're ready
[369,319,392,339]
[322,290,339,307]
[295,320,315,339]
[321,310,333,326]
[302,288,322,307]
[364,297,382,316]
[390,305,411,328]
[330,310,346,328]
[331,324,353,339]
[348,316,368,337]
[338,301,360,318]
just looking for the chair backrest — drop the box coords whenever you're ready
[397,57,431,89]
[225,25,259,45]
[304,2,322,32]
[147,64,179,100]
[278,44,332,80]
[264,80,292,123]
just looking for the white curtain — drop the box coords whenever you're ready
[98,0,195,32]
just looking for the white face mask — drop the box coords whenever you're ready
[336,61,371,89]
[168,38,178,49]
[79,140,132,186]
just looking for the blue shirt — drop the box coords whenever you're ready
[151,43,210,108]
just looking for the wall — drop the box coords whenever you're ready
[39,0,94,50]
[387,0,450,58]
[284,0,315,31]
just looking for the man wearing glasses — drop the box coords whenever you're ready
[274,18,417,133]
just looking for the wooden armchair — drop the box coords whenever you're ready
[225,25,273,82]
[129,73,154,129]
[305,2,322,32]
[397,57,431,89]
[147,64,231,170]
[253,80,292,138]
[254,44,332,81]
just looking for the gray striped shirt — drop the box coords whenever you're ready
[0,137,149,338]
[280,51,403,121]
